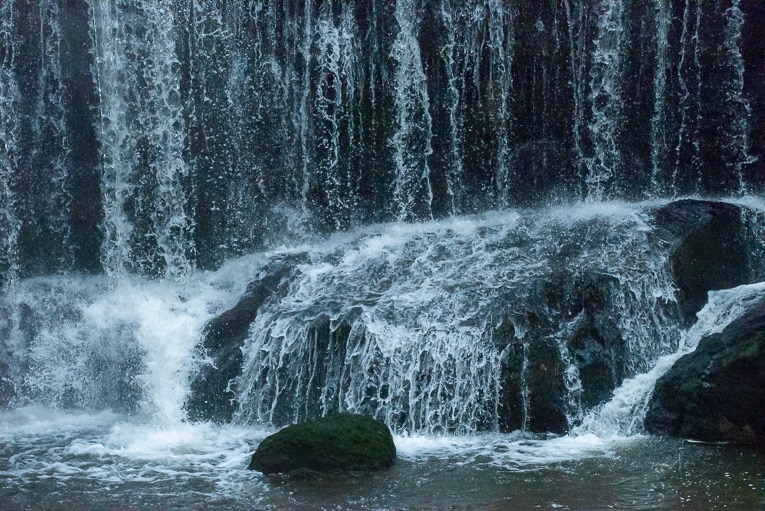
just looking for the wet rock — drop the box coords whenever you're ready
[248,413,396,475]
[652,199,758,325]
[498,271,628,434]
[644,297,765,444]
[494,193,765,435]
[500,336,568,434]
[190,199,764,435]
[185,254,307,423]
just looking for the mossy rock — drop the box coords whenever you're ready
[248,413,396,475]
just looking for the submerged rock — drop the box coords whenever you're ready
[248,413,396,475]
[644,297,765,444]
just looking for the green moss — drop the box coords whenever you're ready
[248,413,396,475]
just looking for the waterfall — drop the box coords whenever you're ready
[0,2,20,288]
[673,0,703,194]
[650,0,671,194]
[576,281,765,437]
[586,0,625,201]
[90,1,193,279]
[391,0,434,221]
[435,1,462,214]
[0,1,76,279]
[231,203,680,435]
[722,0,755,193]
[2,5,765,509]
[0,0,762,282]
[1,0,764,439]
[311,3,363,230]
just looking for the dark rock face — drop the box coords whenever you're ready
[185,254,307,423]
[498,271,628,434]
[248,413,396,475]
[644,298,765,444]
[497,199,763,434]
[652,199,758,325]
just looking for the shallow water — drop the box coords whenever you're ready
[1,408,762,511]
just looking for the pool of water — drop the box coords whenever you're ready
[1,407,763,510]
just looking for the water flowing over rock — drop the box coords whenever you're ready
[184,199,765,435]
[185,254,307,423]
[644,292,765,444]
[2,3,765,507]
[1,0,765,448]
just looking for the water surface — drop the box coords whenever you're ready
[2,408,762,510]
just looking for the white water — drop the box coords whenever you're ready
[391,0,434,221]
[0,0,20,286]
[586,0,625,201]
[2,200,758,433]
[90,1,193,278]
[236,201,679,433]
[576,281,765,438]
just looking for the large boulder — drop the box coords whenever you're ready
[185,254,307,422]
[652,199,760,325]
[188,199,763,436]
[498,199,763,434]
[248,413,396,475]
[644,297,765,444]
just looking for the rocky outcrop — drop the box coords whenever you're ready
[248,413,396,475]
[498,270,629,434]
[185,254,307,423]
[652,199,760,325]
[497,199,764,434]
[644,297,765,444]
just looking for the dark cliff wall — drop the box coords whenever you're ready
[1,0,763,280]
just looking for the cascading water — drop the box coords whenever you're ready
[586,0,625,201]
[575,280,765,439]
[1,1,764,509]
[90,0,194,278]
[390,0,434,221]
[0,10,19,287]
[233,203,680,435]
[2,0,761,281]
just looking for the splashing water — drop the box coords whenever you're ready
[90,1,193,279]
[234,201,681,434]
[1,200,764,510]
[576,281,765,438]
[1,2,764,507]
